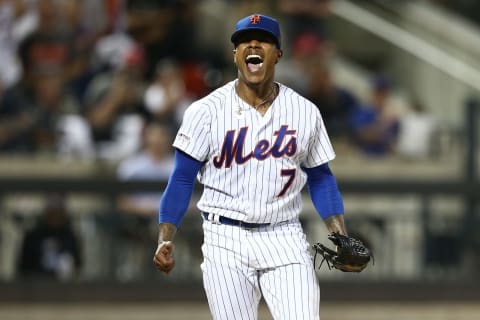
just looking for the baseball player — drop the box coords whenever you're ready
[153,14,348,320]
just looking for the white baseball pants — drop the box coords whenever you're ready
[201,216,320,320]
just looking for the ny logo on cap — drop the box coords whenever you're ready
[250,15,261,24]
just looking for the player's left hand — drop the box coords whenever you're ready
[313,232,373,272]
[153,241,175,274]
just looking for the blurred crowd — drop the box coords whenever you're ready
[0,0,440,166]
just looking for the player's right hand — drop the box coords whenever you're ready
[153,241,175,275]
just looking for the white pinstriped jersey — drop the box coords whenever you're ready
[173,80,335,224]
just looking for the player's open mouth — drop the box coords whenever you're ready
[245,54,263,73]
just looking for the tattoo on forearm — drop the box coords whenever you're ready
[158,222,177,243]
[323,215,347,235]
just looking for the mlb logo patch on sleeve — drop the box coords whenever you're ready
[176,133,191,145]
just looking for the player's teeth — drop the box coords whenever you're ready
[246,55,263,64]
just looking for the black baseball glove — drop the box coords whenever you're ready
[313,232,373,272]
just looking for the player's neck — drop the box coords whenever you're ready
[235,81,278,112]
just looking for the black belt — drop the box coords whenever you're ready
[202,212,271,229]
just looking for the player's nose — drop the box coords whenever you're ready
[246,39,262,48]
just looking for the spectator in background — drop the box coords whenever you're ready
[0,65,89,155]
[115,121,174,281]
[349,74,400,156]
[28,67,83,154]
[276,31,331,95]
[143,59,192,132]
[305,60,360,140]
[195,0,241,76]
[126,0,212,105]
[0,0,38,90]
[17,0,78,92]
[396,100,436,160]
[92,0,133,73]
[277,0,335,96]
[18,194,82,281]
[278,0,332,52]
[0,0,41,153]
[84,43,149,162]
[59,0,106,104]
[0,77,34,152]
[116,121,174,215]
[125,0,199,80]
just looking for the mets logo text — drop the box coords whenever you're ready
[213,125,297,168]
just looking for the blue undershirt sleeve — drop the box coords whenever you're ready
[303,163,344,219]
[159,149,203,227]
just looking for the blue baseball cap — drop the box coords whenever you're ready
[231,14,281,49]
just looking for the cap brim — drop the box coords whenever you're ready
[231,28,280,48]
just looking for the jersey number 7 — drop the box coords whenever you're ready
[277,168,296,197]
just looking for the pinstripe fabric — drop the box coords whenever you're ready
[173,80,335,224]
[201,218,320,320]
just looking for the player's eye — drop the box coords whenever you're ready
[235,31,276,46]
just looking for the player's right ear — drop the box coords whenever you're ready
[233,49,237,64]
[276,50,283,63]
